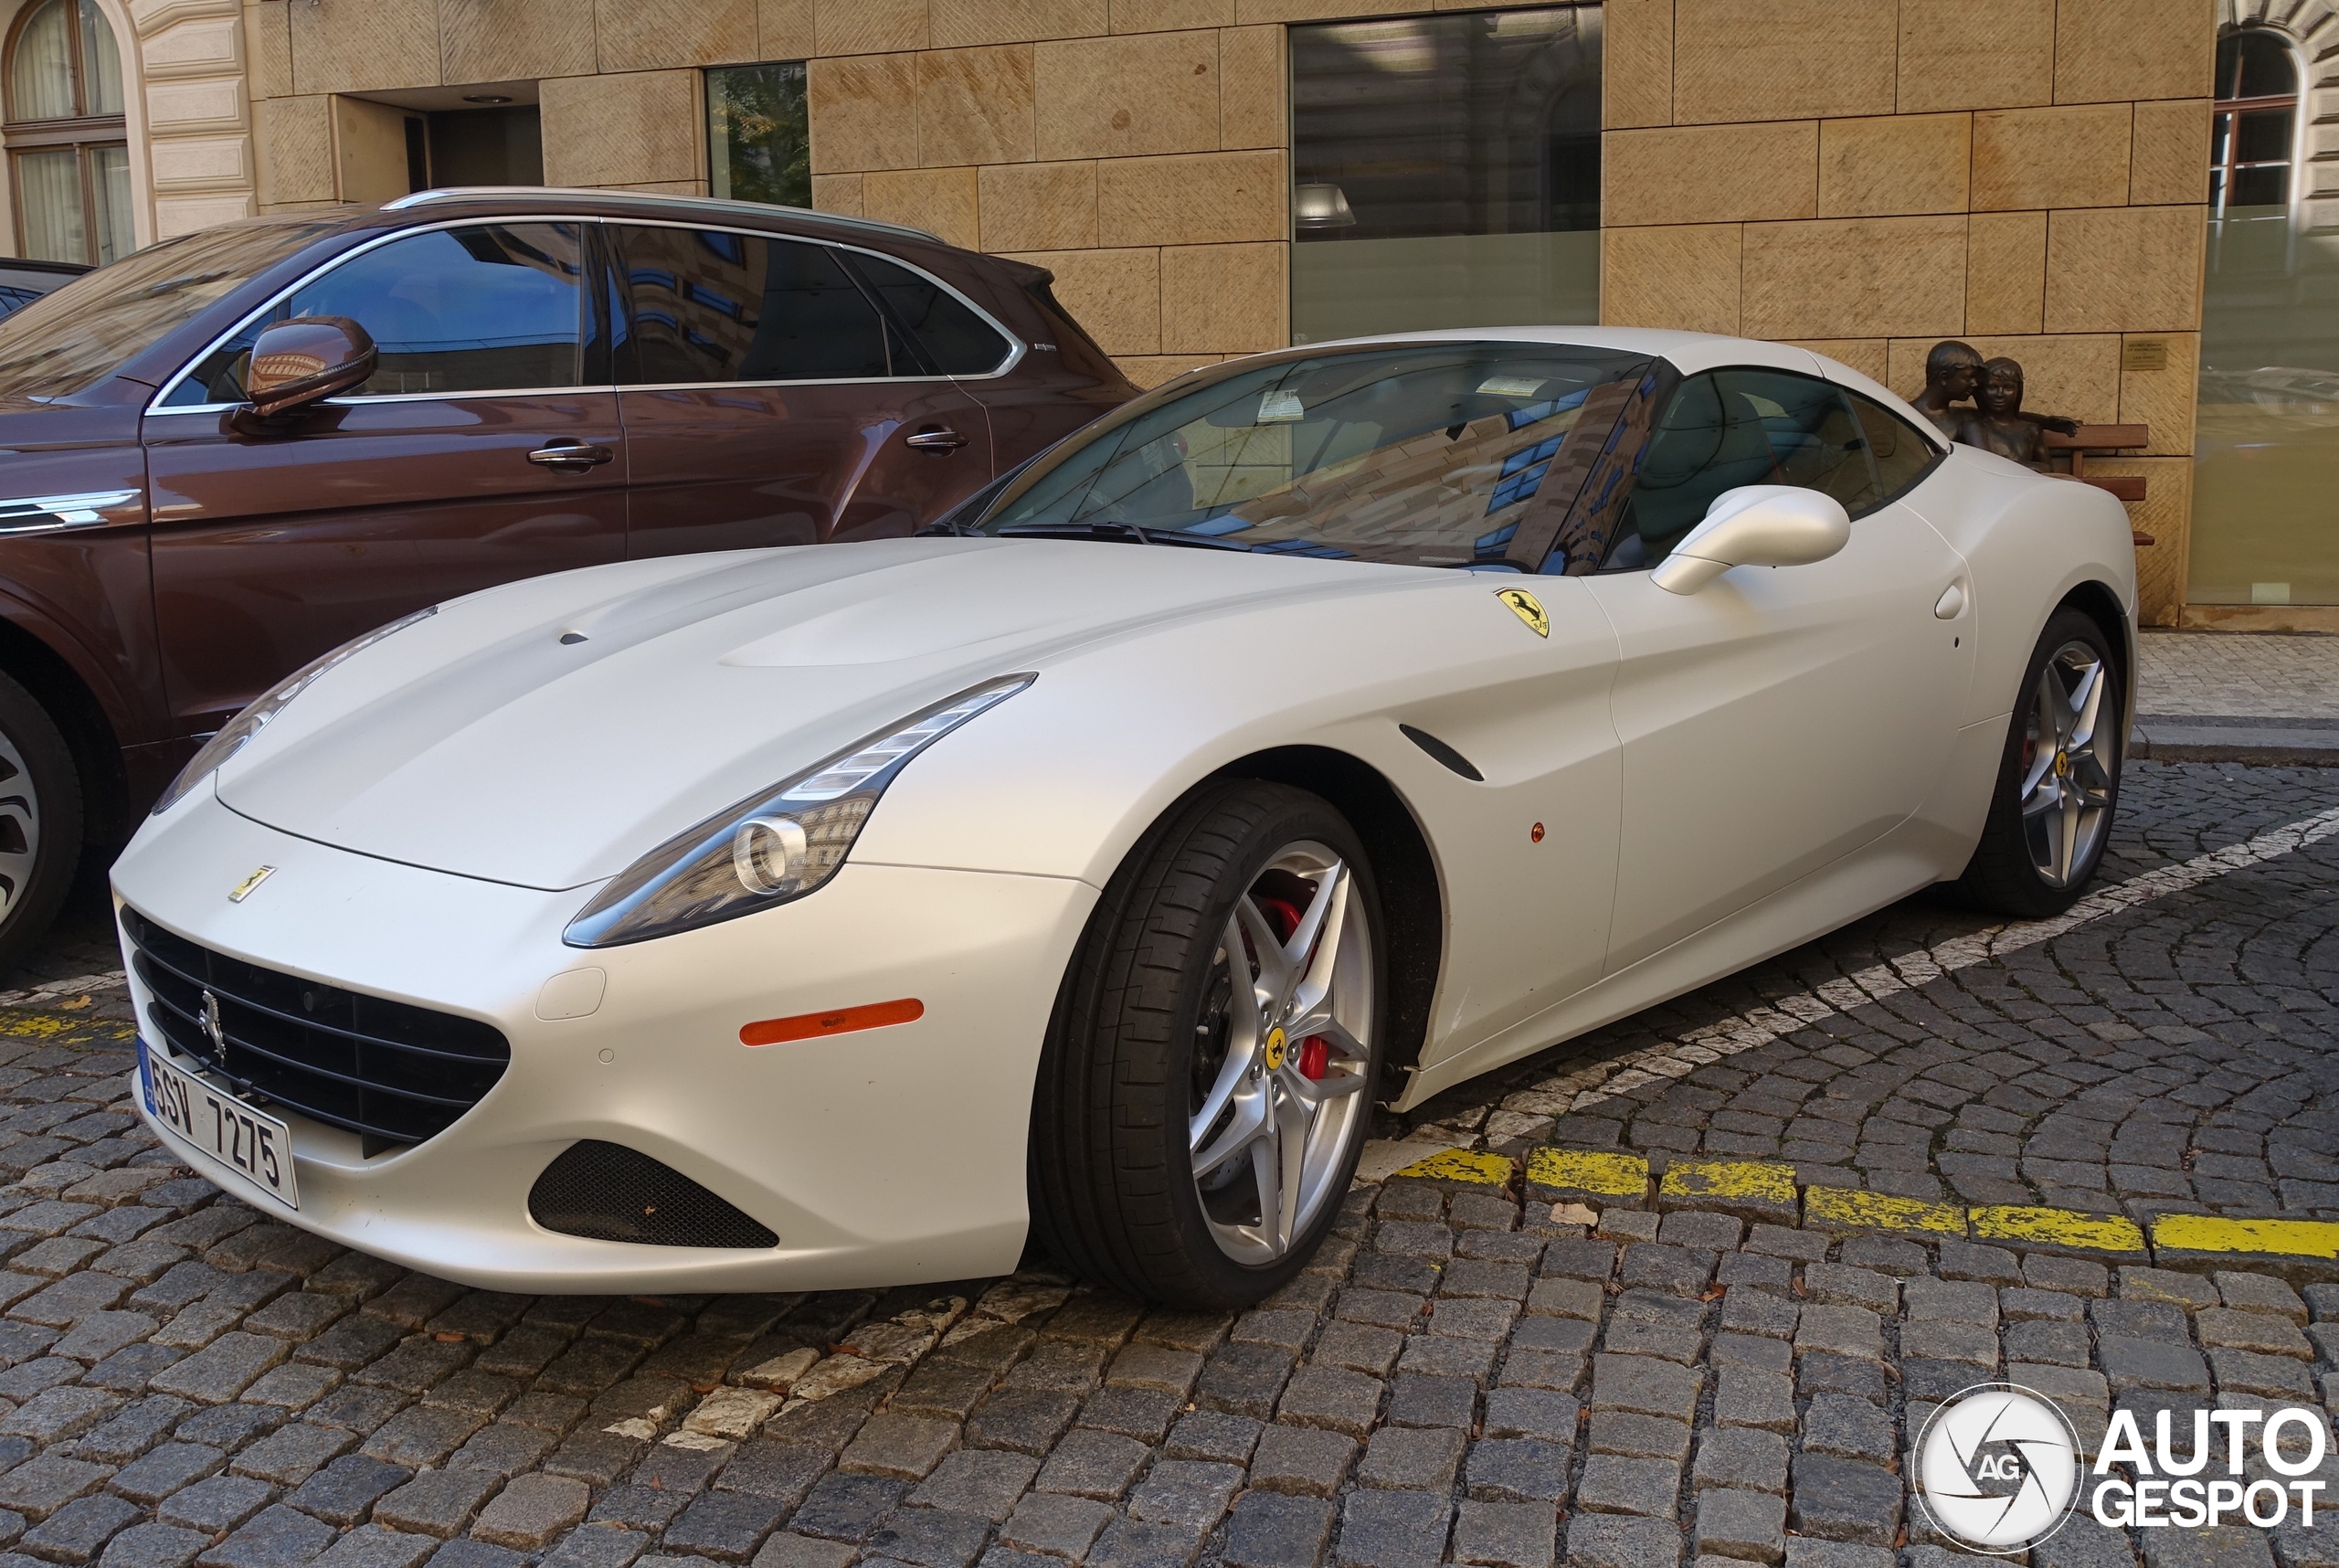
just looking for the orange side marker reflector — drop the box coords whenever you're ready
[740,998,924,1047]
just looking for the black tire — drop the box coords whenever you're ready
[1953,608,2122,918]
[1029,779,1386,1308]
[0,671,78,978]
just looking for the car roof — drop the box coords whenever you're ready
[1302,325,1943,450]
[373,185,946,248]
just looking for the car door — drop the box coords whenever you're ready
[142,221,624,735]
[1582,366,1974,974]
[609,224,995,558]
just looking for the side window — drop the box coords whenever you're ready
[845,253,1011,375]
[163,224,586,406]
[1847,391,1942,504]
[612,225,891,385]
[1603,367,1882,570]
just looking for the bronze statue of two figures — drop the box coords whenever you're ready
[1911,341,2080,469]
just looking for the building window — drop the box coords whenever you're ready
[2211,27,2297,216]
[4,0,129,265]
[707,63,810,209]
[1290,7,1600,344]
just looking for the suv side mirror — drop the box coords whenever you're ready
[243,316,376,418]
[1651,484,1851,595]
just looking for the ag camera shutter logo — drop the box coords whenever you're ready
[1913,1383,2082,1553]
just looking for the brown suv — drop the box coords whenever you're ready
[0,188,1137,966]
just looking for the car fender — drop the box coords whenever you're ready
[1899,447,2137,729]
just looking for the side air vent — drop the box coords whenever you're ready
[528,1140,778,1249]
[1400,724,1484,781]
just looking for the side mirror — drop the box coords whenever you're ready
[1650,484,1851,595]
[242,316,376,418]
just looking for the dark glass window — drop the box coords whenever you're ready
[1289,7,1601,341]
[613,225,891,384]
[1602,369,1929,571]
[707,62,810,209]
[846,251,1011,374]
[164,223,586,406]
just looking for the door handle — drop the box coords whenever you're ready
[905,428,968,453]
[528,440,615,471]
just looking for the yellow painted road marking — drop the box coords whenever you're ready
[1658,1160,1797,1206]
[1525,1148,1649,1199]
[1393,1149,1516,1186]
[1971,1204,2146,1254]
[1804,1186,1968,1238]
[2152,1213,2339,1261]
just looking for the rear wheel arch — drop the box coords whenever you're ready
[1208,745,1443,1096]
[2055,579,2134,725]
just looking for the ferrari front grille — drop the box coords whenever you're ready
[122,906,510,1149]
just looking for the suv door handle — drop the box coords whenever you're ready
[905,428,968,453]
[528,440,615,471]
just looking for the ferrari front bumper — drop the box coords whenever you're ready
[111,788,1097,1294]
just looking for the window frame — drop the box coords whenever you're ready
[2211,26,2301,220]
[3,0,128,269]
[1574,364,1946,575]
[146,214,1024,415]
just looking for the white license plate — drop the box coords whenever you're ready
[139,1039,299,1209]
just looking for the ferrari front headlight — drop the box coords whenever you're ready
[562,674,1034,948]
[152,605,439,816]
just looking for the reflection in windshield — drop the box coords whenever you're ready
[0,216,339,401]
[971,342,1648,567]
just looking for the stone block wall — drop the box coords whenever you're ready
[1602,0,2216,623]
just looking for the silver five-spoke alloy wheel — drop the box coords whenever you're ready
[1189,842,1374,1265]
[2018,639,2113,888]
[0,727,39,920]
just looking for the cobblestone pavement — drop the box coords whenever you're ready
[2136,633,2339,721]
[0,758,2324,1568]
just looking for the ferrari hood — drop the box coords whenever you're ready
[212,538,1441,890]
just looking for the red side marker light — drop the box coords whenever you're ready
[740,998,925,1047]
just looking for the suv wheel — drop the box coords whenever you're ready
[0,673,80,975]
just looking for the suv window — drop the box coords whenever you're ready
[1603,367,1915,571]
[849,252,1011,374]
[612,225,894,385]
[164,223,587,406]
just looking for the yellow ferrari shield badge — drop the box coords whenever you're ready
[1496,588,1550,638]
[228,865,276,904]
[1264,1027,1288,1071]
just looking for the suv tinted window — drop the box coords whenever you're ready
[165,223,587,406]
[1603,367,1891,571]
[613,225,892,384]
[848,252,1011,374]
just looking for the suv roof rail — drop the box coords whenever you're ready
[379,185,945,245]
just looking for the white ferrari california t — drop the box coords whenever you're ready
[112,327,2133,1308]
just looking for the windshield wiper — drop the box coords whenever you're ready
[997,521,1249,551]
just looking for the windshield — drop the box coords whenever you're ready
[0,216,342,401]
[966,341,1650,567]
